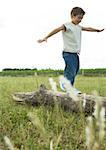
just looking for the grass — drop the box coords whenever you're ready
[0,75,106,149]
[75,76,106,97]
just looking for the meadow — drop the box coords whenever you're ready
[0,75,106,149]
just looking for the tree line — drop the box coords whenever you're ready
[0,68,106,77]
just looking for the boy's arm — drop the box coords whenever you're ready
[37,25,66,43]
[82,27,104,32]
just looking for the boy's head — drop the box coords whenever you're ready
[70,7,85,25]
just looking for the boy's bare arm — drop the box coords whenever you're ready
[37,25,66,43]
[82,27,104,32]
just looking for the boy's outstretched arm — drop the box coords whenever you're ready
[37,25,66,43]
[82,27,104,32]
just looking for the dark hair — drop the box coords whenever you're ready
[71,7,85,16]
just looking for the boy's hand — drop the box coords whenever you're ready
[37,38,47,43]
[97,29,104,32]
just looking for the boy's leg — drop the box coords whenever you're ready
[63,52,79,85]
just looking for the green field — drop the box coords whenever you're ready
[0,75,106,149]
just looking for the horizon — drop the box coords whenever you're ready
[1,67,106,71]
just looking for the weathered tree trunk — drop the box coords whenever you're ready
[12,84,106,116]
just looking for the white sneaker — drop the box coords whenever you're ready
[59,81,66,91]
[73,88,82,95]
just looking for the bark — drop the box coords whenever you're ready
[12,84,106,116]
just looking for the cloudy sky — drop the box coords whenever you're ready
[0,0,106,70]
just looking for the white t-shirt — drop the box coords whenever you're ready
[62,22,82,54]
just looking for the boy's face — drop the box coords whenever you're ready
[71,14,84,25]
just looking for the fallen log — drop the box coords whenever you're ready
[12,84,106,116]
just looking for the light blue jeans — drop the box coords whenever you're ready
[63,51,79,85]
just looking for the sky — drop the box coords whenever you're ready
[0,0,106,70]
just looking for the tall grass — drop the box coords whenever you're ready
[0,75,106,149]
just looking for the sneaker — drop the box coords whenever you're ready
[59,81,66,91]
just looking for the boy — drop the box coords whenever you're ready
[37,7,104,94]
